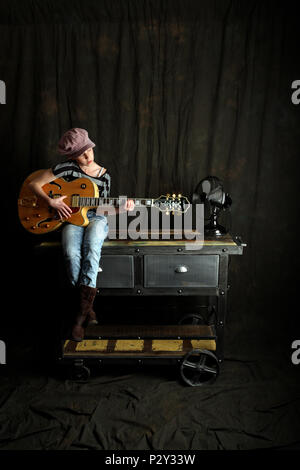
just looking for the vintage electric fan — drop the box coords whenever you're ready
[192,176,232,236]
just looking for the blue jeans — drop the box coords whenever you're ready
[61,211,109,288]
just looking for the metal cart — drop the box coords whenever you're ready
[56,233,246,386]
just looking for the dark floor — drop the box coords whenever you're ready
[1,296,300,451]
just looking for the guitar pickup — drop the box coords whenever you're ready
[71,194,80,207]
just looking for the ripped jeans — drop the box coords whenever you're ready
[61,210,109,288]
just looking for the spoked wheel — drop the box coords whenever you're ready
[180,349,219,386]
[68,364,91,381]
[178,313,206,325]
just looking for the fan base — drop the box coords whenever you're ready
[204,222,227,237]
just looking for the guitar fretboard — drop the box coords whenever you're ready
[72,196,154,208]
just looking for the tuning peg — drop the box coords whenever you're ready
[166,211,170,216]
[178,193,182,198]
[166,193,170,199]
[172,193,176,198]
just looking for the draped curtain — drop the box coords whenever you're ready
[0,0,299,344]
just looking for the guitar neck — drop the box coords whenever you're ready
[72,196,154,209]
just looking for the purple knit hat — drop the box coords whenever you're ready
[58,128,95,159]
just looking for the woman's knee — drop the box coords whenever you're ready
[87,217,109,240]
[63,245,81,261]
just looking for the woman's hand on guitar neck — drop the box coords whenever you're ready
[124,199,135,211]
[118,199,135,213]
[49,196,73,220]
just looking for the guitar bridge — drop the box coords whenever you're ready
[18,197,38,208]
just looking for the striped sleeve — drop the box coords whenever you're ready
[101,172,111,198]
[51,161,77,178]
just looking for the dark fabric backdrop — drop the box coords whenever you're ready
[0,0,299,450]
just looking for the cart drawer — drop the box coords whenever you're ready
[97,255,134,288]
[144,255,219,288]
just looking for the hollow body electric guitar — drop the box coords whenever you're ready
[18,170,190,235]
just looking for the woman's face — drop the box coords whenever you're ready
[75,147,94,167]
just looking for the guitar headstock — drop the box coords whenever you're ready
[153,193,190,214]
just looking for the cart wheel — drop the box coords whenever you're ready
[68,364,91,381]
[178,313,206,325]
[180,349,219,386]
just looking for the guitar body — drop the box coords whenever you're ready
[18,170,99,234]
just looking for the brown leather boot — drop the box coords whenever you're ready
[87,308,99,326]
[71,285,98,341]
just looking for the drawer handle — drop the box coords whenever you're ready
[174,265,188,273]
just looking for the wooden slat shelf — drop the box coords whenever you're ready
[62,338,216,358]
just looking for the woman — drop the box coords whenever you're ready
[29,128,134,341]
